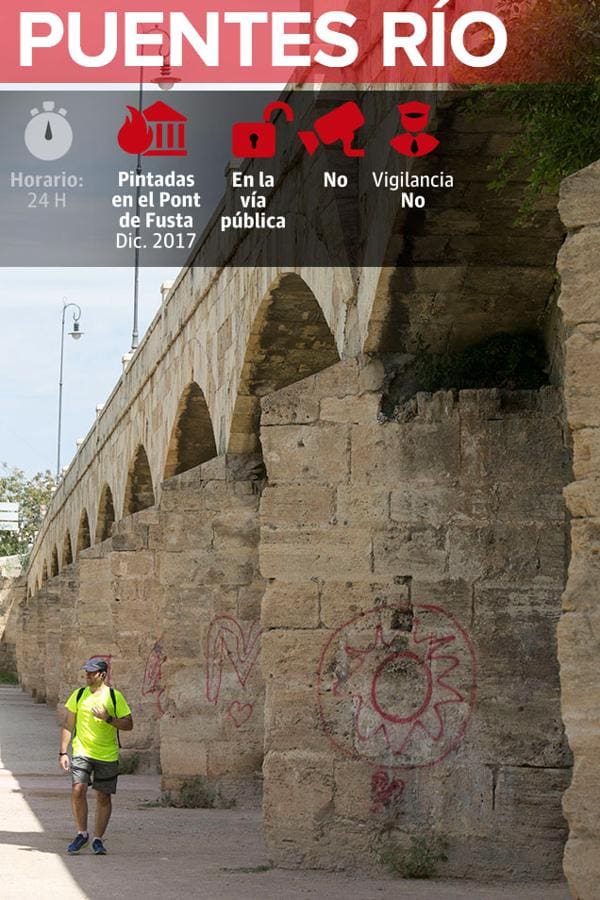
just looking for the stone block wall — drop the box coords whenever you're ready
[15,460,265,798]
[69,511,164,768]
[0,575,22,674]
[260,358,570,879]
[157,458,265,806]
[17,512,164,763]
[557,159,600,900]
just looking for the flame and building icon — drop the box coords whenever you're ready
[117,101,188,157]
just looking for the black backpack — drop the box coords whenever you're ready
[73,686,121,748]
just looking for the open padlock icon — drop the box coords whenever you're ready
[231,101,294,159]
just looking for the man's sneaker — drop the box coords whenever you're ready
[92,839,107,855]
[67,833,89,854]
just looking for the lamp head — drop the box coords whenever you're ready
[152,64,180,91]
[69,320,83,340]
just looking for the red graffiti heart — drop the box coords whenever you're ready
[228,701,254,727]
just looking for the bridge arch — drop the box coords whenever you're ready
[360,100,558,357]
[62,530,73,567]
[76,509,91,556]
[96,483,116,542]
[228,272,340,454]
[123,445,155,516]
[50,545,59,577]
[163,382,217,480]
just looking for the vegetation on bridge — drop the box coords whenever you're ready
[470,0,600,218]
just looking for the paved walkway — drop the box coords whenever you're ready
[0,685,571,900]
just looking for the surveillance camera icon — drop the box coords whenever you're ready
[298,101,365,157]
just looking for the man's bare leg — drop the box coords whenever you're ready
[71,784,88,833]
[94,791,112,838]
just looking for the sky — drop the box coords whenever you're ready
[0,84,275,479]
[0,266,179,478]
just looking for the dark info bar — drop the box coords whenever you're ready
[0,88,555,268]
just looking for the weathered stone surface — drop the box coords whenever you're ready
[563,835,600,900]
[261,424,350,484]
[261,485,335,527]
[261,581,320,629]
[263,751,335,852]
[261,630,326,687]
[559,160,600,229]
[319,579,410,628]
[261,380,320,426]
[320,393,380,425]
[336,486,390,525]
[556,161,600,900]
[373,524,447,577]
[558,229,600,326]
[560,519,600,611]
[564,327,600,429]
[351,420,460,485]
[572,427,600,479]
[260,363,569,878]
[264,685,327,753]
[564,479,600,519]
[260,526,372,581]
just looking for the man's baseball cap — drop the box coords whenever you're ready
[82,658,108,673]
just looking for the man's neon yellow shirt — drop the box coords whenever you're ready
[65,685,131,762]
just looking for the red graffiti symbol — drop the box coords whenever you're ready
[371,770,405,813]
[206,616,262,706]
[142,639,167,716]
[317,604,476,770]
[228,700,254,728]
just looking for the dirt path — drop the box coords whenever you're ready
[0,686,571,900]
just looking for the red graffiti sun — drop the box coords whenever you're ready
[317,604,476,769]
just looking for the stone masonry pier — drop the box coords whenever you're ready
[12,91,600,894]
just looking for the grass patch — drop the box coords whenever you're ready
[220,865,272,874]
[380,833,448,879]
[141,776,236,810]
[414,331,548,394]
[118,753,140,775]
[0,671,18,685]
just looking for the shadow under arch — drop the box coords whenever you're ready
[50,545,59,578]
[41,562,48,584]
[123,445,155,516]
[96,483,116,542]
[228,273,340,454]
[76,509,91,557]
[163,382,217,480]
[361,97,560,357]
[62,530,73,568]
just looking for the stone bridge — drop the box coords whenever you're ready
[15,88,600,897]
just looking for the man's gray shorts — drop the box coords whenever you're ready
[71,755,119,794]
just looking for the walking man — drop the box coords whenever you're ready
[59,657,133,855]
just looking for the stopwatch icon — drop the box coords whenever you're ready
[25,101,73,161]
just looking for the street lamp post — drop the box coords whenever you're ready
[57,300,84,480]
[131,26,179,352]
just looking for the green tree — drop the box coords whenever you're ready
[465,0,600,217]
[0,464,55,560]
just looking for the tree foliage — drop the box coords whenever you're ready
[467,0,600,217]
[0,464,55,559]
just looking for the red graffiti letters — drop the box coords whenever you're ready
[142,638,167,716]
[206,616,262,725]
